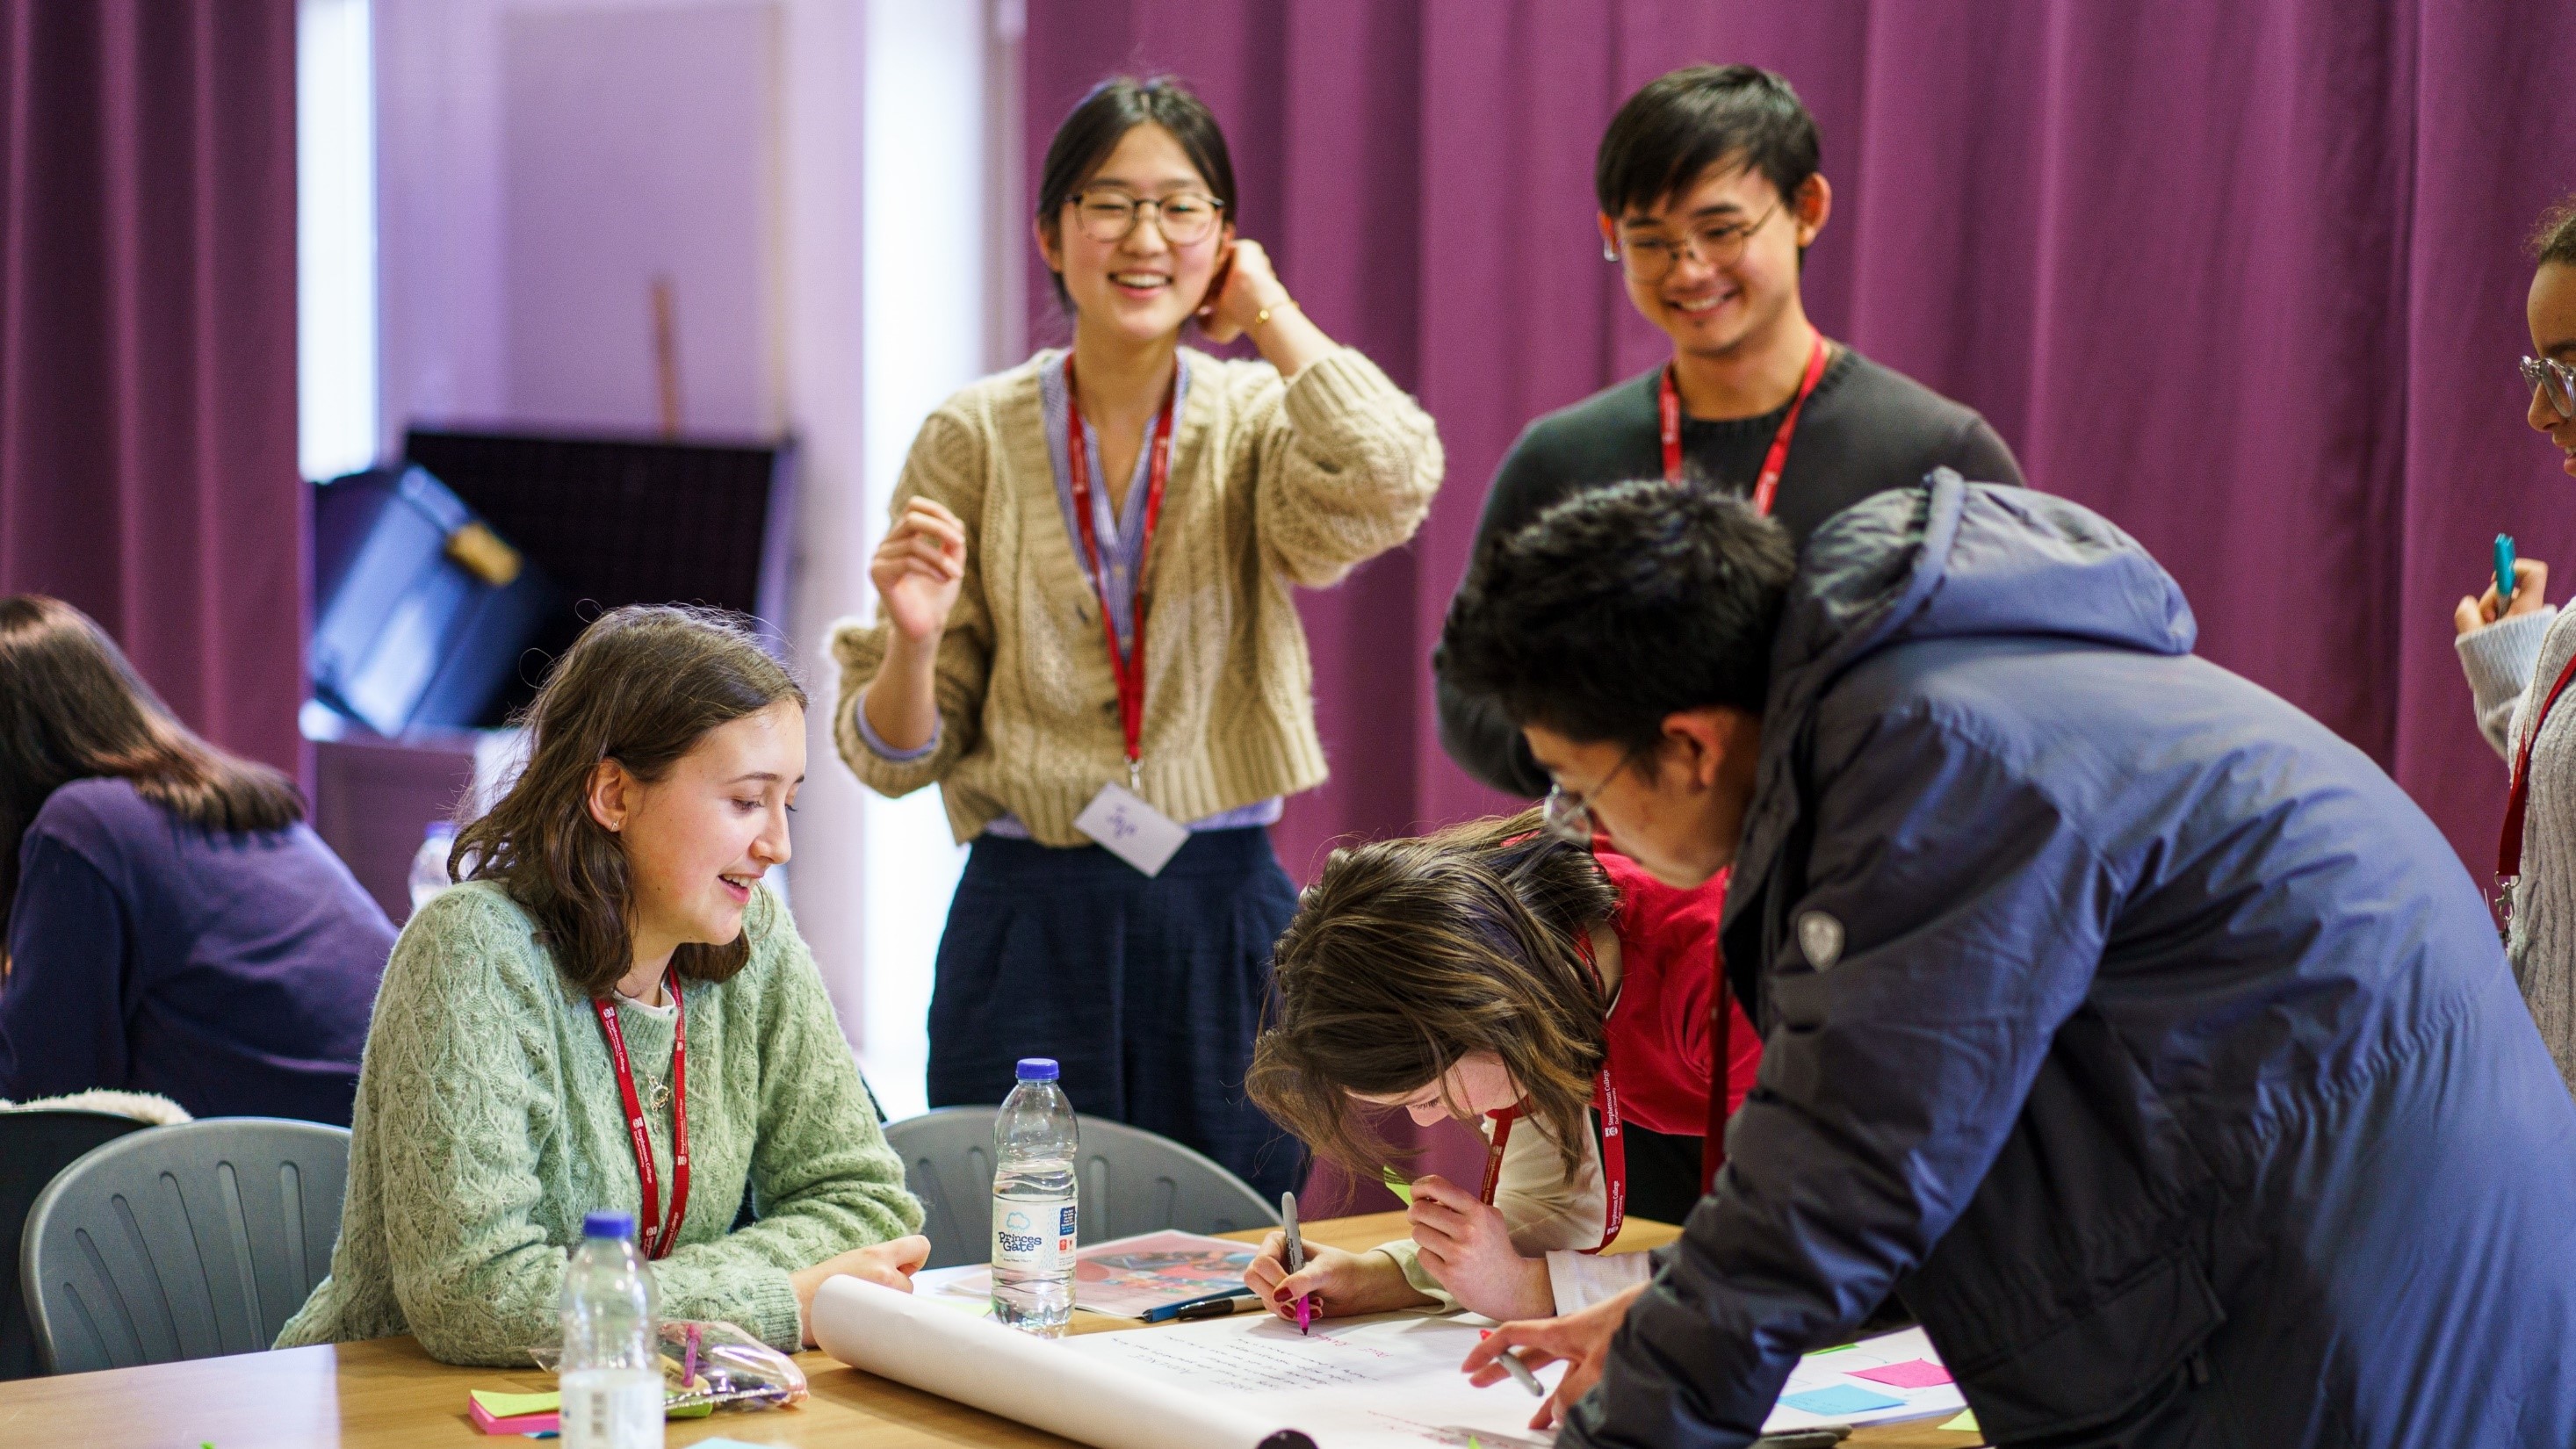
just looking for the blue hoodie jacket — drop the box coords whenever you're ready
[1562,474,2576,1448]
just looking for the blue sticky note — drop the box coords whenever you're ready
[1779,1384,1908,1416]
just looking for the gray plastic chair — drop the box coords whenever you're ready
[21,1118,350,1373]
[884,1107,1281,1269]
[0,1110,154,1380]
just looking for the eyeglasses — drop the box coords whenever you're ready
[2525,355,2576,422]
[1607,203,1780,285]
[1068,189,1225,246]
[1540,751,1642,847]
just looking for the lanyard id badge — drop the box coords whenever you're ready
[2497,649,2576,940]
[1064,356,1188,876]
[1475,926,1627,1251]
[1479,1064,1627,1255]
[1660,329,1829,513]
[592,967,689,1261]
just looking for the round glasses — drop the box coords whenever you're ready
[1608,203,1780,285]
[1068,189,1225,247]
[1540,750,1642,847]
[2525,355,2576,422]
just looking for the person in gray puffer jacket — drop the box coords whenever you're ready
[1442,471,2576,1449]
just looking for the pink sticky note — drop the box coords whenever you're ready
[1847,1359,1954,1388]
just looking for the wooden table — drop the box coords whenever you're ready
[0,1213,1981,1447]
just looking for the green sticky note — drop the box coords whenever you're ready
[1804,1342,1858,1356]
[1381,1167,1413,1205]
[1941,1409,1980,1431]
[469,1389,561,1417]
[469,1388,716,1422]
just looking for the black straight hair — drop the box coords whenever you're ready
[1595,64,1820,223]
[1438,479,1796,757]
[1035,75,1237,310]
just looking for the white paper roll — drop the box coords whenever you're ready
[811,1277,1315,1449]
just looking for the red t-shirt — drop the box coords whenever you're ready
[1595,846,1762,1137]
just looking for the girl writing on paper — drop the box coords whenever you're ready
[1239,810,1759,1323]
[830,76,1441,1198]
[2451,196,2576,1100]
[279,607,928,1366]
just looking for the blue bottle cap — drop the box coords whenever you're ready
[1014,1057,1060,1082]
[583,1210,637,1240]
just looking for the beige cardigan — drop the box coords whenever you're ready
[830,346,1442,847]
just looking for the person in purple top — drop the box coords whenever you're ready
[0,595,392,1124]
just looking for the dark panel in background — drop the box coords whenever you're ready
[403,429,797,723]
[312,732,476,923]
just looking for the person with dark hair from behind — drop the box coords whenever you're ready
[0,595,392,1124]
[278,605,927,1365]
[1441,477,2576,1446]
[831,75,1440,1199]
[1435,63,2025,798]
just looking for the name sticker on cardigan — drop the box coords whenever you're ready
[1076,782,1188,876]
[1798,911,1846,970]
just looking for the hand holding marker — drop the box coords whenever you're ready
[1476,1329,1546,1397]
[1280,1191,1317,1333]
[2458,533,2551,636]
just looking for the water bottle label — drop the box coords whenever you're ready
[992,1195,1077,1272]
[559,1368,662,1449]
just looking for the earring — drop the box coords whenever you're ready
[1602,239,1618,262]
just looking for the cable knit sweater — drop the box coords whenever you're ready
[830,346,1442,846]
[2457,607,2576,1097]
[275,882,920,1365]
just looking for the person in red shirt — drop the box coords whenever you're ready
[1242,809,1757,1323]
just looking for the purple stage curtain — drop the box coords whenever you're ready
[0,0,304,781]
[1028,0,2576,1210]
[1028,0,2576,887]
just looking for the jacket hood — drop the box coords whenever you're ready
[1724,471,2195,940]
[1770,471,2195,713]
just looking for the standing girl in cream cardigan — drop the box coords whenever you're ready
[833,76,1441,1195]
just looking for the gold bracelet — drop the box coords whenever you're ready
[1253,298,1299,328]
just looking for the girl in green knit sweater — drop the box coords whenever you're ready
[278,607,927,1366]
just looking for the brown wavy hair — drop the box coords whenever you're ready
[1245,811,1621,1181]
[0,595,303,942]
[455,605,804,998]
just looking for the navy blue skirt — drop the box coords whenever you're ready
[925,825,1305,1200]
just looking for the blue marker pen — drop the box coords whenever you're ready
[2499,534,2519,608]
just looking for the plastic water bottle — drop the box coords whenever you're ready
[408,822,457,916]
[992,1057,1079,1336]
[559,1211,662,1449]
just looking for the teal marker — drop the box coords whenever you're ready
[2499,534,2519,607]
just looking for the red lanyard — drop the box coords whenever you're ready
[1063,356,1178,785]
[1474,892,1743,1238]
[2499,650,2576,886]
[593,968,689,1261]
[1480,1067,1625,1255]
[1703,968,1732,1194]
[1478,932,1625,1253]
[1659,330,1829,514]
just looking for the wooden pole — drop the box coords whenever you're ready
[652,274,682,437]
